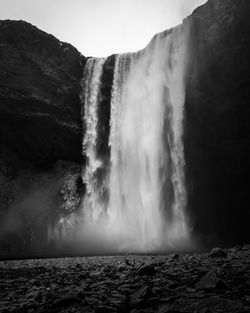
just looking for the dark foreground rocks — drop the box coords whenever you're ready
[0,245,249,313]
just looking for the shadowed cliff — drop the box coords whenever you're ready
[0,20,85,167]
[184,0,250,246]
[0,20,85,255]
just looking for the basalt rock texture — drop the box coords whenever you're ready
[184,0,250,246]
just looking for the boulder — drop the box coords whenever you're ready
[209,247,227,258]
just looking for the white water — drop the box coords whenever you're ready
[54,23,193,253]
[81,58,106,220]
[107,25,190,251]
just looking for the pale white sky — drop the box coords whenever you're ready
[0,0,206,57]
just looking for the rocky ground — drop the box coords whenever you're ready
[0,245,249,313]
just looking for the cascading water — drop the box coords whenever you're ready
[107,25,190,251]
[81,58,106,220]
[57,22,193,253]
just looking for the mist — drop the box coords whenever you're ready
[0,161,81,256]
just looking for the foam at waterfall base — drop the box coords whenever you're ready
[50,210,195,254]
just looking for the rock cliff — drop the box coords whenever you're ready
[0,20,85,254]
[0,20,85,167]
[185,0,250,246]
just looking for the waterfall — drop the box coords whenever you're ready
[106,25,190,251]
[75,23,192,253]
[81,58,106,220]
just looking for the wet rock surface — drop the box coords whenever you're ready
[0,245,249,313]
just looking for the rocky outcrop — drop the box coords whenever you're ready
[0,20,85,254]
[0,20,85,167]
[0,159,82,255]
[184,0,250,246]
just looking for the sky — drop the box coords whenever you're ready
[0,0,207,57]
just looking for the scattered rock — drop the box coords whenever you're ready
[95,305,117,313]
[53,295,82,307]
[195,270,226,290]
[117,265,126,272]
[0,246,249,313]
[137,263,156,276]
[172,254,180,260]
[201,309,213,313]
[209,247,227,258]
[132,285,153,301]
[25,290,41,302]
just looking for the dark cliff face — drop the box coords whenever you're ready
[0,20,85,167]
[184,0,250,246]
[0,20,85,255]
